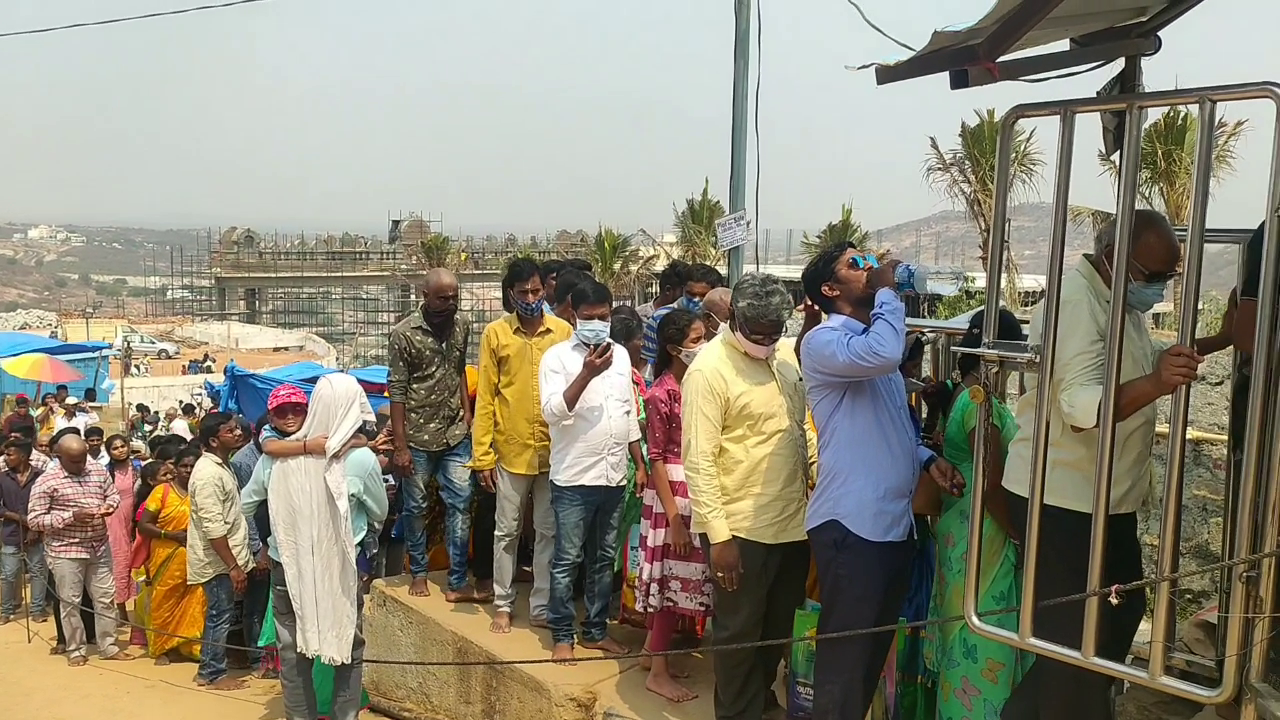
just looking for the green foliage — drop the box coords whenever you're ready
[930,275,987,320]
[672,178,726,265]
[3,257,15,266]
[801,203,874,260]
[111,277,129,285]
[582,225,652,296]
[52,276,68,288]
[77,272,92,284]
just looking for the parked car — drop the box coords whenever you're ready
[116,332,181,360]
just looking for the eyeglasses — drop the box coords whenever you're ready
[1130,258,1179,284]
[846,254,880,270]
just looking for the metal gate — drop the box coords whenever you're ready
[956,82,1280,706]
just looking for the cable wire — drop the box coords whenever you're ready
[22,545,1280,668]
[0,0,273,40]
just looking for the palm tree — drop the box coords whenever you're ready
[923,108,1046,307]
[1068,106,1248,317]
[412,232,462,271]
[673,178,727,265]
[582,225,652,297]
[801,203,874,260]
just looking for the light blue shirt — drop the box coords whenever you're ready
[801,288,934,542]
[240,446,389,562]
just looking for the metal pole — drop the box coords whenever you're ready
[1148,97,1217,679]
[1081,102,1144,660]
[726,0,751,287]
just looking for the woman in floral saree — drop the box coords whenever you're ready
[136,447,205,663]
[925,310,1034,719]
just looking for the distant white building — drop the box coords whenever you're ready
[28,225,57,240]
[11,232,25,240]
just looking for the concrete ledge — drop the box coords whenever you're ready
[364,573,720,720]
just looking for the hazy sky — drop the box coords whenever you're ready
[1,0,1276,236]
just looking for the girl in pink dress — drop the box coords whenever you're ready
[637,308,715,703]
[104,435,140,635]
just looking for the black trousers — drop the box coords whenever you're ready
[1001,495,1145,720]
[48,578,96,646]
[808,519,915,720]
[709,536,809,720]
[470,489,496,582]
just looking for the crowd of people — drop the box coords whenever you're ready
[0,209,1267,720]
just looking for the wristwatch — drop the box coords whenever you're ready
[922,456,938,474]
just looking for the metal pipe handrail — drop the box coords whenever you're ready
[1148,97,1217,679]
[957,80,1280,705]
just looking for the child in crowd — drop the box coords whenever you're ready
[636,309,715,703]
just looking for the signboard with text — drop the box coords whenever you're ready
[715,210,751,252]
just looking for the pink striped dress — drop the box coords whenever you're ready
[635,372,714,619]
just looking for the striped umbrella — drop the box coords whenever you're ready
[0,352,85,384]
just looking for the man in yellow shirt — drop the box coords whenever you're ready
[683,273,813,720]
[473,258,574,634]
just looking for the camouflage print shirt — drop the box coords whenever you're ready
[388,307,471,452]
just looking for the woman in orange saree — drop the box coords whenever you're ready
[136,450,205,662]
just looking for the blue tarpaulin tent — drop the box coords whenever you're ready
[213,360,390,422]
[0,332,114,399]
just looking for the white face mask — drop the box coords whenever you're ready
[735,330,777,360]
[678,343,706,365]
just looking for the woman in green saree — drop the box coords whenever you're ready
[925,309,1034,719]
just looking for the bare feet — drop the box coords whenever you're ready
[199,677,249,691]
[646,671,698,703]
[155,655,171,666]
[551,643,577,665]
[475,579,495,602]
[581,636,629,655]
[639,654,689,677]
[31,612,48,624]
[409,577,431,597]
[101,651,135,662]
[254,666,279,680]
[444,584,481,603]
[67,655,88,667]
[489,610,513,634]
[49,644,66,656]
[529,616,550,629]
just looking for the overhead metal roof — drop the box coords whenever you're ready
[873,0,1203,89]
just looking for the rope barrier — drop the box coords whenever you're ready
[15,545,1280,668]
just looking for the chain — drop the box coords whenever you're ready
[19,546,1280,668]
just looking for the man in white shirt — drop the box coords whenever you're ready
[52,397,99,435]
[1001,210,1220,720]
[539,279,647,664]
[169,403,197,441]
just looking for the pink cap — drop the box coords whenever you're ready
[267,384,308,412]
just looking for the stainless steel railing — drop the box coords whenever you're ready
[959,81,1280,705]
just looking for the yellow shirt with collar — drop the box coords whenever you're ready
[471,313,574,475]
[681,332,813,545]
[1002,256,1159,515]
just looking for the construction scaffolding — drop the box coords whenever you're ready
[141,215,584,367]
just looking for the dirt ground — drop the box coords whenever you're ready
[0,619,381,720]
[110,346,322,379]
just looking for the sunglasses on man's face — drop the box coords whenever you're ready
[846,254,880,270]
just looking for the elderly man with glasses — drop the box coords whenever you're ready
[682,272,815,720]
[1000,210,1231,720]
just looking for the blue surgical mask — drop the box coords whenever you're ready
[575,319,611,347]
[680,296,704,314]
[1126,281,1166,314]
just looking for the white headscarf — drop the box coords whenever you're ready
[267,373,375,665]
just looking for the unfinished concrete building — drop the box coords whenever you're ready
[143,215,580,367]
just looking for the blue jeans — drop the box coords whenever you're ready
[406,437,474,590]
[1,543,47,617]
[199,574,236,684]
[547,483,625,647]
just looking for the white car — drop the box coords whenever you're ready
[117,332,181,360]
